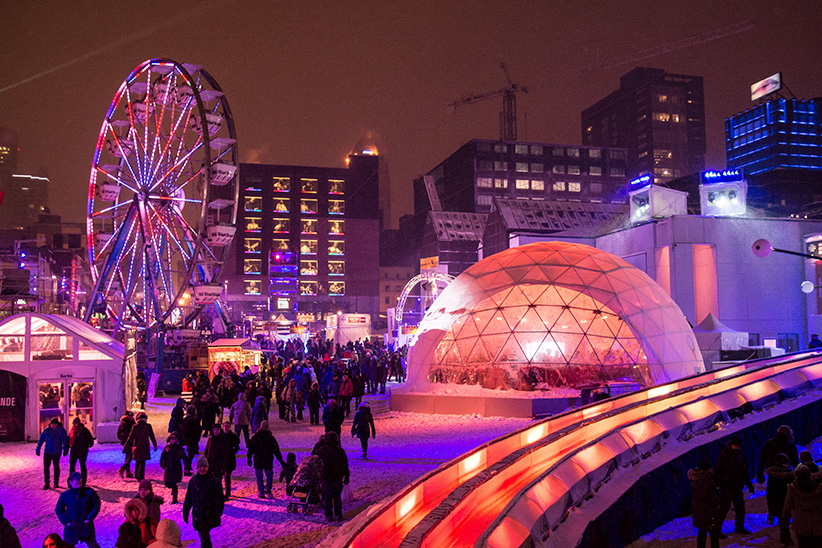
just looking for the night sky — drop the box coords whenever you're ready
[2,1,820,228]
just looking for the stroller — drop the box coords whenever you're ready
[286,455,323,515]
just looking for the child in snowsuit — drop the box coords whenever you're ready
[160,434,186,504]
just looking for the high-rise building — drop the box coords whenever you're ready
[225,154,380,326]
[725,97,822,213]
[581,67,706,182]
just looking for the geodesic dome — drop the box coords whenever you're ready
[407,241,702,391]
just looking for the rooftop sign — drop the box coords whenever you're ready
[751,72,782,101]
[702,169,744,183]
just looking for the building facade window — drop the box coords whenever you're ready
[530,145,544,155]
[273,177,290,192]
[273,198,289,212]
[516,179,529,190]
[300,240,318,254]
[328,240,344,255]
[299,281,317,295]
[589,148,602,159]
[653,112,671,122]
[478,159,493,170]
[301,219,317,234]
[553,181,566,191]
[552,147,565,156]
[567,148,580,158]
[494,178,508,189]
[515,144,529,154]
[477,194,493,206]
[328,180,344,194]
[244,259,261,274]
[329,220,344,234]
[568,165,581,175]
[531,162,544,172]
[244,238,261,254]
[272,239,289,251]
[589,166,602,176]
[610,166,625,177]
[609,150,624,160]
[494,143,508,153]
[516,162,529,172]
[328,281,345,296]
[477,177,493,188]
[553,165,566,174]
[494,161,507,171]
[301,178,318,193]
[569,182,581,192]
[531,179,544,191]
[244,218,261,232]
[272,219,289,233]
[244,196,262,212]
[300,260,318,276]
[329,200,344,215]
[301,199,318,213]
[329,261,344,275]
[244,280,261,295]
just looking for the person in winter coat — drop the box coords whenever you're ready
[167,399,185,436]
[688,460,721,548]
[0,503,21,548]
[160,434,186,504]
[352,372,365,409]
[148,519,182,548]
[220,422,240,499]
[351,402,376,459]
[135,480,163,545]
[115,498,146,548]
[180,406,201,475]
[36,418,69,490]
[339,374,354,417]
[68,418,94,487]
[283,379,301,423]
[230,393,252,446]
[250,396,268,433]
[183,457,224,548]
[764,452,794,525]
[782,464,822,547]
[199,389,220,437]
[118,411,137,479]
[757,425,800,483]
[715,435,755,535]
[307,382,323,425]
[322,396,345,436]
[313,431,350,522]
[136,371,148,410]
[125,412,157,482]
[247,420,285,498]
[55,473,101,548]
[204,424,229,495]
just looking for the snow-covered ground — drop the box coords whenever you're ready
[1,391,532,548]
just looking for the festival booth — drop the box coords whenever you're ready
[328,314,372,346]
[207,338,261,380]
[0,313,131,443]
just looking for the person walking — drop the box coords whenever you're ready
[250,396,267,433]
[247,420,285,498]
[230,393,252,446]
[182,457,224,548]
[167,399,185,436]
[160,434,186,504]
[307,382,323,426]
[284,379,300,423]
[125,412,157,482]
[220,422,240,499]
[715,435,755,535]
[352,372,365,410]
[314,431,350,522]
[37,418,69,490]
[55,473,101,548]
[117,411,136,479]
[351,402,376,459]
[180,406,200,476]
[199,389,220,437]
[688,460,721,548]
[339,374,354,417]
[764,453,795,525]
[0,503,21,548]
[322,396,345,437]
[204,424,229,497]
[781,464,822,548]
[68,418,94,488]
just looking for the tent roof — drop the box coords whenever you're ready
[693,313,744,333]
[0,313,123,360]
[209,338,259,349]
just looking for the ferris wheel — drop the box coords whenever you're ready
[85,58,238,333]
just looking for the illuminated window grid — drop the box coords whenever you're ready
[301,178,318,193]
[328,240,344,256]
[328,220,344,235]
[328,179,344,194]
[273,177,290,192]
[273,198,290,213]
[328,281,345,296]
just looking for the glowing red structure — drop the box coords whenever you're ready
[408,241,703,390]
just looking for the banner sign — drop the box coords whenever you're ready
[751,72,782,101]
[0,371,27,442]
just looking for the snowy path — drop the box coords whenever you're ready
[1,394,532,548]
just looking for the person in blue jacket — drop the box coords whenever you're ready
[55,472,101,548]
[36,418,69,490]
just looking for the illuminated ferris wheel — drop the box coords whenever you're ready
[85,58,238,332]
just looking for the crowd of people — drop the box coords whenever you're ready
[689,425,822,548]
[19,337,404,548]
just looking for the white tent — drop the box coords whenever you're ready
[333,314,372,346]
[693,313,748,370]
[0,313,128,442]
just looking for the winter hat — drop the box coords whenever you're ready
[124,498,148,521]
[196,456,209,470]
[154,518,182,547]
[50,417,60,425]
[136,412,148,422]
[259,420,270,431]
[139,479,153,492]
[800,450,814,464]
[167,433,178,443]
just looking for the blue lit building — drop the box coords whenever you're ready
[726,98,822,175]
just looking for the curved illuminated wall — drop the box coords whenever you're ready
[408,241,703,390]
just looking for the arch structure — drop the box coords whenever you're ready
[407,241,703,390]
[395,271,455,324]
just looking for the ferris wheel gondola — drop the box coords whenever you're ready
[85,59,238,333]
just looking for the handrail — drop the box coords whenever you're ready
[331,351,822,548]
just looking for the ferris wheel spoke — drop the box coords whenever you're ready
[123,88,148,184]
[96,166,140,195]
[148,140,202,194]
[147,202,194,261]
[91,197,133,219]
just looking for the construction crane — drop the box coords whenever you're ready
[448,62,528,142]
